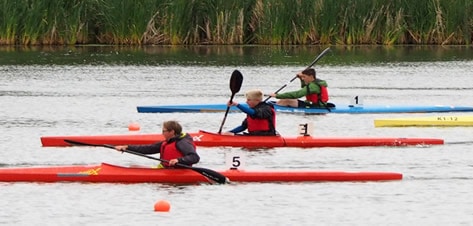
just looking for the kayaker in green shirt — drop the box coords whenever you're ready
[268,68,331,108]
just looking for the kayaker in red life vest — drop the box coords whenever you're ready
[114,120,200,168]
[268,68,332,108]
[223,89,278,136]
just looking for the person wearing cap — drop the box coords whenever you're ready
[223,89,277,136]
[269,68,330,108]
[114,120,200,168]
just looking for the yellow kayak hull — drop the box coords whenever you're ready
[374,116,473,127]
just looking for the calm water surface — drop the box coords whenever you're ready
[1,46,472,225]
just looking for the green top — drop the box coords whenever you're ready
[276,79,327,99]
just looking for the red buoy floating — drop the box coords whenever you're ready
[154,200,171,212]
[128,123,140,131]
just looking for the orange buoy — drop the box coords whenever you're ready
[128,123,140,131]
[154,200,171,212]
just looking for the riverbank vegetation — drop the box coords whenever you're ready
[0,0,471,45]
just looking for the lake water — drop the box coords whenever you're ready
[1,46,472,225]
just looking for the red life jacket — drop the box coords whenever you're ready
[305,80,329,105]
[246,107,276,132]
[320,85,329,102]
[159,139,194,167]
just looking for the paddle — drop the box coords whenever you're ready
[218,69,244,134]
[264,47,331,102]
[64,139,229,184]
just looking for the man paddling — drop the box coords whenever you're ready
[223,89,277,136]
[115,120,200,168]
[269,68,332,109]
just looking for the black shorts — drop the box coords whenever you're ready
[298,100,318,108]
[298,100,336,108]
[297,100,307,108]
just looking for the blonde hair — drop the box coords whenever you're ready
[245,89,263,101]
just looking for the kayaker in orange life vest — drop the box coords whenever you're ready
[223,89,277,136]
[268,68,331,108]
[114,120,200,168]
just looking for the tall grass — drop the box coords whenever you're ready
[97,0,161,44]
[1,0,93,45]
[313,0,344,44]
[0,1,20,44]
[0,0,471,45]
[438,0,473,45]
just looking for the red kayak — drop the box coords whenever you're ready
[0,162,402,183]
[40,130,444,148]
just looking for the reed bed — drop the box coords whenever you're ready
[0,0,471,45]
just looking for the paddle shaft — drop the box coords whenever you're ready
[264,47,331,102]
[218,94,235,134]
[100,144,179,165]
[64,140,228,184]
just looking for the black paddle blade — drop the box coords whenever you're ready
[192,166,230,184]
[218,70,243,134]
[230,70,243,94]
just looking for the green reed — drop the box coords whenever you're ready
[98,0,161,44]
[438,0,473,45]
[1,0,92,45]
[164,0,219,44]
[209,0,246,44]
[159,0,247,44]
[0,0,471,45]
[313,0,342,44]
[399,0,472,44]
[0,1,20,44]
[18,0,45,45]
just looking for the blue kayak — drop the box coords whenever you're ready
[137,103,473,114]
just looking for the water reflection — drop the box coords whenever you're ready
[1,45,471,66]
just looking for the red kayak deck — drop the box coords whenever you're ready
[40,130,444,148]
[0,163,402,183]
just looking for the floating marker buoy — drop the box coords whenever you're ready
[128,123,140,131]
[154,200,171,212]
